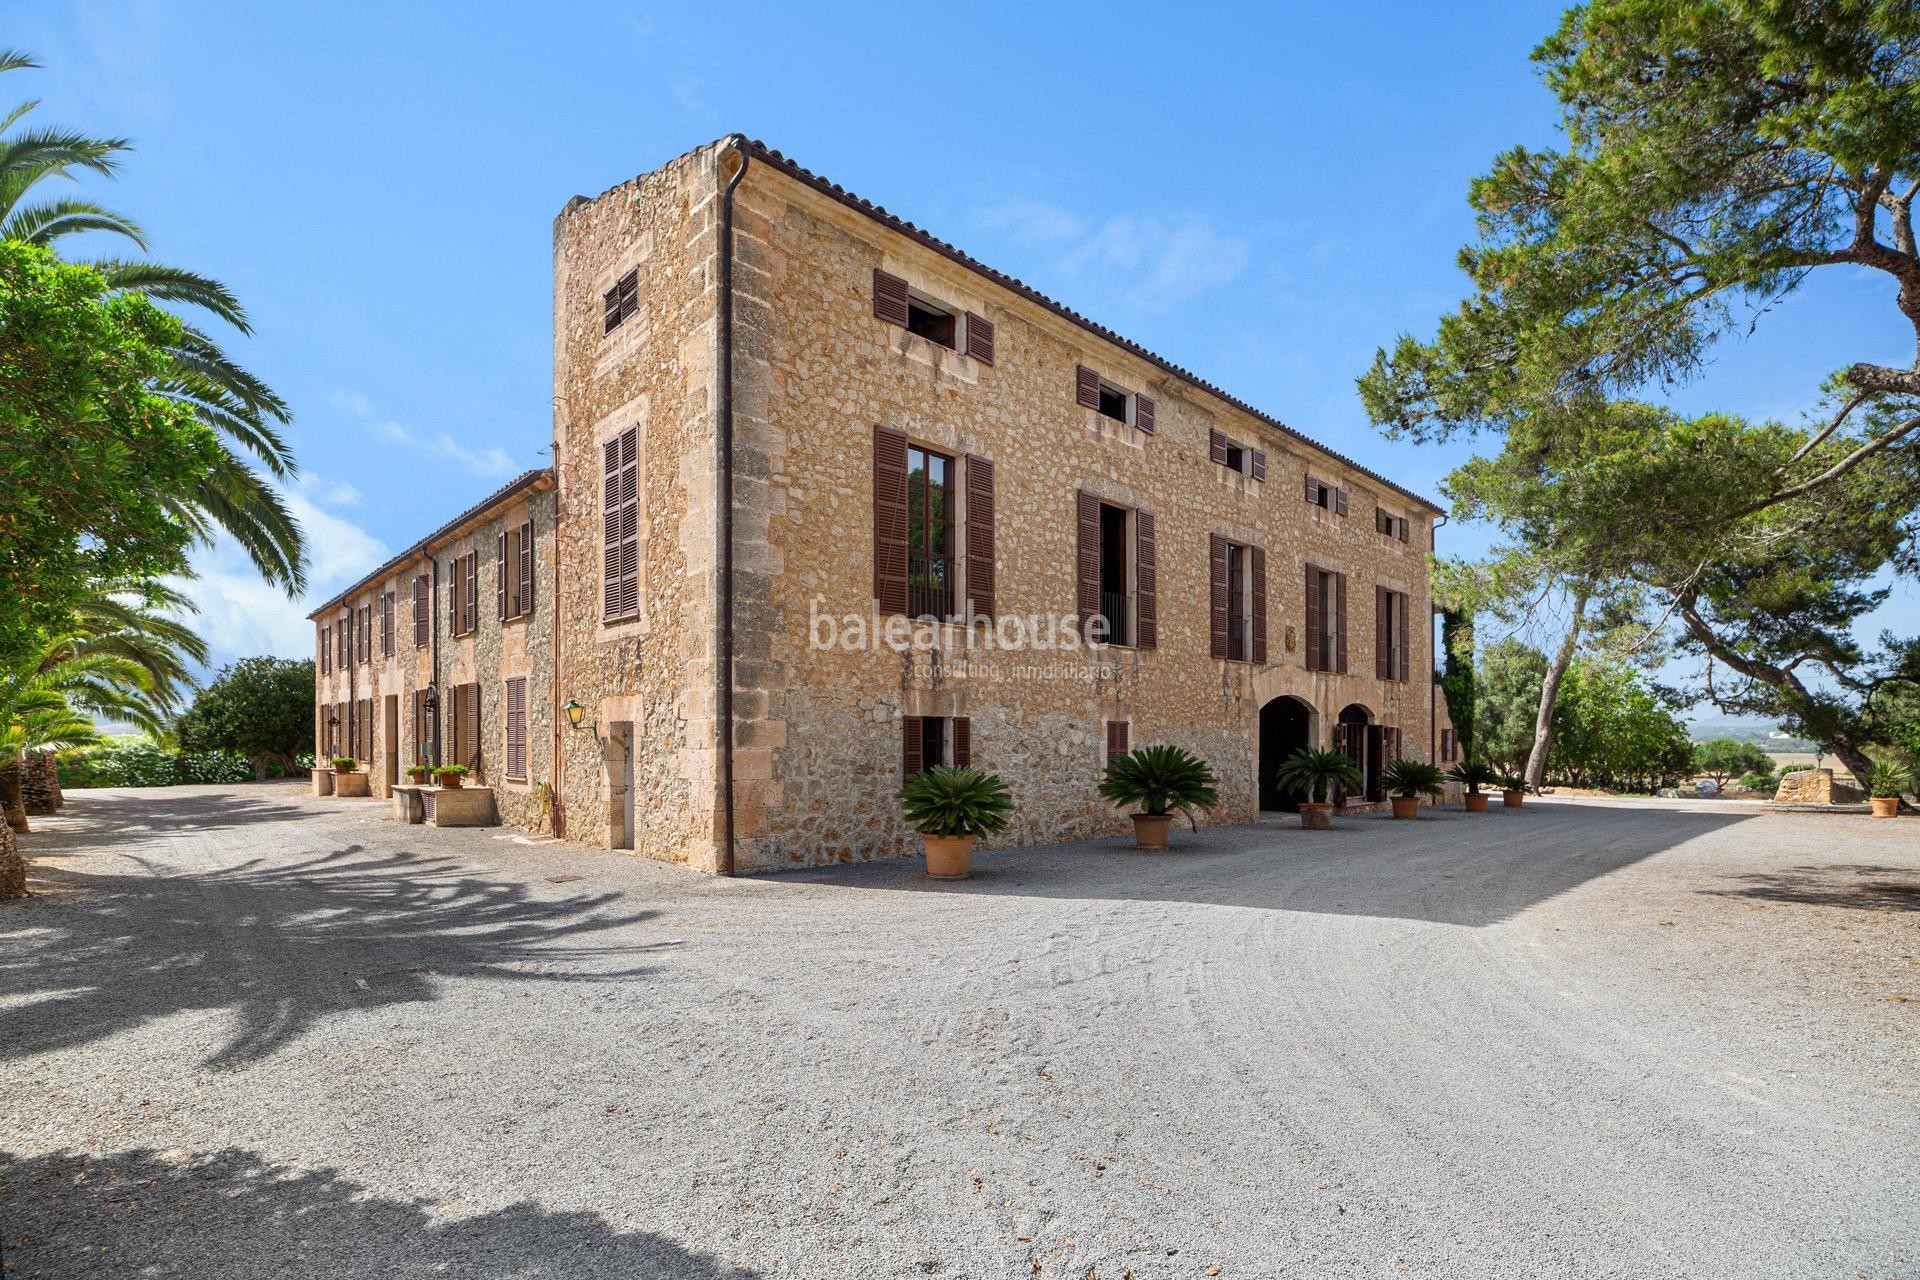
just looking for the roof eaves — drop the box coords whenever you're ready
[305,468,553,621]
[739,138,1441,514]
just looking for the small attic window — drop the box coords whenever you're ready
[1223,442,1246,473]
[1097,381,1129,423]
[906,294,956,348]
[603,269,638,335]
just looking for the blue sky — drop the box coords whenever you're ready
[15,1,1912,704]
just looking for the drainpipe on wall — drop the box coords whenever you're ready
[1430,511,1447,762]
[715,134,749,878]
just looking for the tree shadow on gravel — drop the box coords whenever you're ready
[0,1146,758,1279]
[0,845,667,1069]
[770,802,1764,927]
[1703,863,1920,912]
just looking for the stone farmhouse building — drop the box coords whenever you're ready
[314,136,1453,873]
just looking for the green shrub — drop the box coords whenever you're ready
[1098,744,1220,818]
[898,766,1014,839]
[57,738,257,789]
[1737,770,1780,794]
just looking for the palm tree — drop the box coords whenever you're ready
[0,582,206,840]
[0,50,304,589]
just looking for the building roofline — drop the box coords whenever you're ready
[305,468,554,621]
[726,138,1442,514]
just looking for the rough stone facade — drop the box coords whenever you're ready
[311,477,556,834]
[551,139,1443,872]
[1771,769,1866,806]
[319,138,1445,872]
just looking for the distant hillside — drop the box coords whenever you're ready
[1685,715,1818,752]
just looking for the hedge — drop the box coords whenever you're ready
[56,740,314,789]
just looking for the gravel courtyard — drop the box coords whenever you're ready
[2,784,1915,1279]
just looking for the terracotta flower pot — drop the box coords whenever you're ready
[1870,795,1900,819]
[1390,796,1420,820]
[1299,802,1333,831]
[1502,789,1525,808]
[1130,813,1172,850]
[437,774,465,790]
[922,834,974,880]
[1464,792,1489,813]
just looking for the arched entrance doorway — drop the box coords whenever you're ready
[1335,704,1382,802]
[1258,696,1313,811]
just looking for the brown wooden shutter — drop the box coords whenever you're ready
[1209,534,1229,659]
[413,576,428,647]
[1209,429,1229,465]
[1305,566,1323,671]
[1075,365,1100,409]
[1334,572,1349,673]
[1376,586,1390,679]
[1135,394,1155,435]
[602,439,621,618]
[1250,545,1267,664]
[1075,491,1101,627]
[519,519,535,615]
[1305,475,1320,505]
[873,426,910,615]
[601,429,639,620]
[497,530,509,620]
[1251,449,1267,482]
[963,454,995,621]
[1399,518,1410,544]
[448,562,460,634]
[1106,720,1129,762]
[505,677,527,781]
[464,553,479,634]
[1334,487,1350,518]
[902,715,923,777]
[1397,590,1410,681]
[964,313,994,364]
[1135,510,1157,650]
[464,683,481,773]
[952,717,971,768]
[383,593,395,656]
[873,269,909,326]
[1375,508,1388,535]
[320,626,329,674]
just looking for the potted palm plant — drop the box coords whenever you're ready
[1497,772,1528,808]
[1098,744,1220,849]
[1447,760,1499,812]
[1380,759,1445,820]
[1273,748,1366,830]
[434,763,470,789]
[898,765,1013,880]
[1867,763,1909,819]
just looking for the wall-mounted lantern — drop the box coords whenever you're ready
[563,698,587,730]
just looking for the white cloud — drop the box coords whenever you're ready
[169,482,391,672]
[976,197,1254,303]
[334,388,520,478]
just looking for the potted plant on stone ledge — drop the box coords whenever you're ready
[331,756,357,774]
[1447,759,1500,812]
[435,763,470,790]
[405,763,431,784]
[1867,763,1909,819]
[1273,748,1366,830]
[1098,744,1220,850]
[898,765,1013,880]
[1380,758,1445,820]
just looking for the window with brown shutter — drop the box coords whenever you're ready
[1211,431,1261,477]
[1079,493,1138,646]
[872,426,910,616]
[497,529,509,621]
[872,269,910,327]
[1375,587,1410,681]
[1305,566,1347,672]
[381,592,395,657]
[1334,487,1350,518]
[336,616,348,667]
[412,575,430,648]
[496,523,531,623]
[903,715,967,774]
[1250,545,1267,663]
[603,268,638,334]
[1076,365,1151,430]
[603,428,639,620]
[518,518,535,616]
[320,625,330,674]
[1075,364,1101,410]
[412,688,431,765]
[1250,449,1267,482]
[1209,535,1230,659]
[360,605,373,663]
[963,312,994,364]
[464,553,478,635]
[1135,510,1157,650]
[448,561,461,636]
[906,445,956,620]
[449,682,481,777]
[1134,394,1155,435]
[1105,720,1130,765]
[504,676,527,782]
[964,454,995,621]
